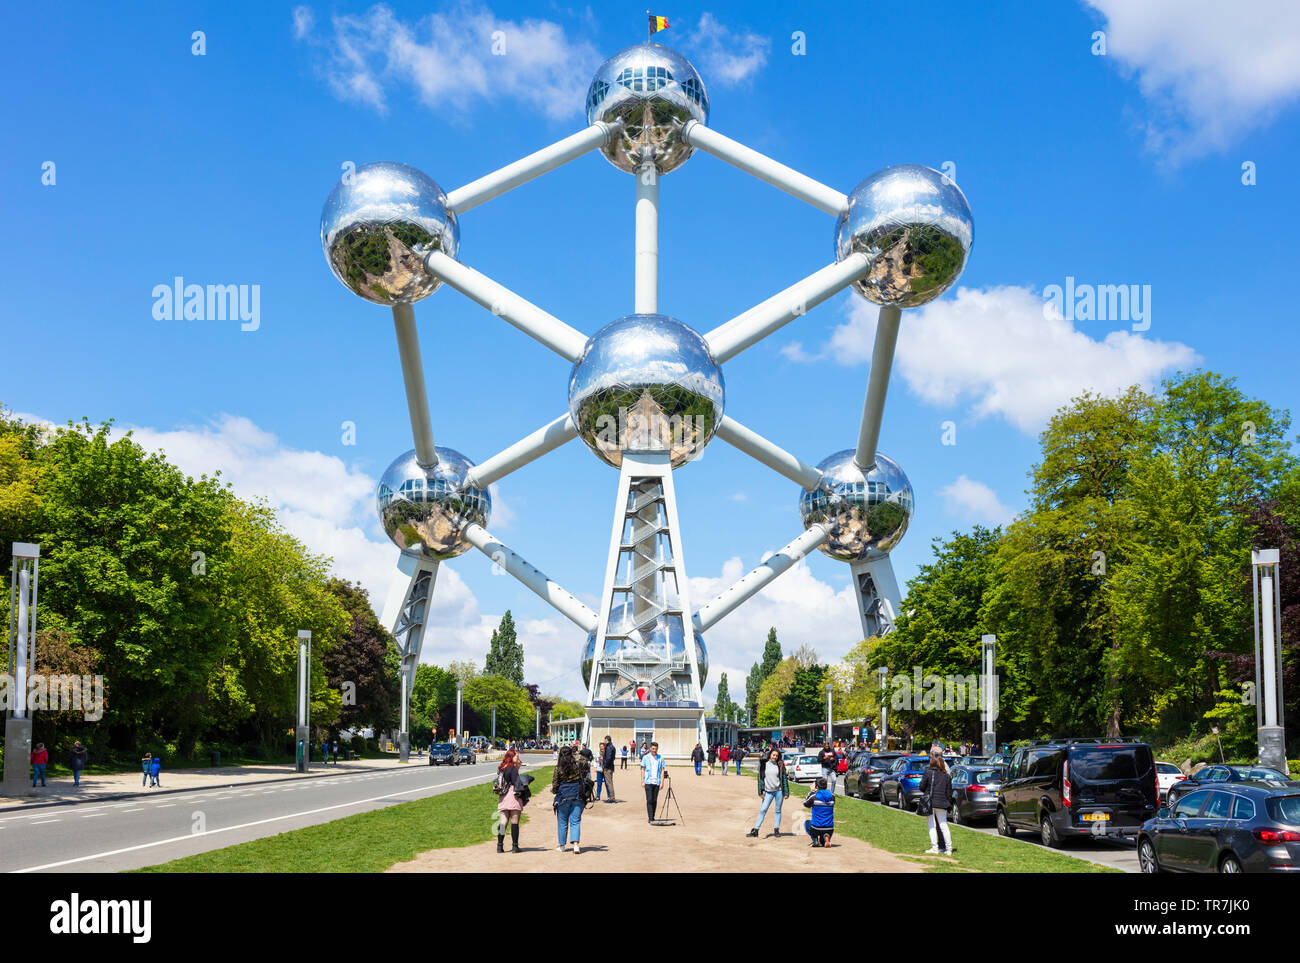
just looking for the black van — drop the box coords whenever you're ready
[996,739,1158,847]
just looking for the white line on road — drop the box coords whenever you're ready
[11,771,493,873]
[30,819,60,825]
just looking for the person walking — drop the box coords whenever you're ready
[31,743,48,788]
[707,743,717,775]
[691,743,704,776]
[322,739,330,765]
[551,745,585,853]
[620,743,629,770]
[747,748,789,838]
[817,742,837,794]
[803,776,836,846]
[140,752,153,787]
[600,735,617,802]
[918,749,954,856]
[149,753,163,788]
[495,748,530,853]
[734,743,746,775]
[718,743,731,775]
[641,741,668,822]
[68,741,87,788]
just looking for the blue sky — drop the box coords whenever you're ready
[4,1,1299,702]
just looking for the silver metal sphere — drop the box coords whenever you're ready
[568,314,724,469]
[799,450,914,562]
[581,618,708,689]
[835,165,973,308]
[321,162,459,305]
[585,43,709,174]
[376,447,489,560]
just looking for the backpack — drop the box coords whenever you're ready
[579,773,596,808]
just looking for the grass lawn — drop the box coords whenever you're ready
[132,766,553,873]
[790,783,1119,873]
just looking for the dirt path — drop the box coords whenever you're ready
[390,763,921,874]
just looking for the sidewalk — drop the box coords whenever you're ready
[2,751,502,811]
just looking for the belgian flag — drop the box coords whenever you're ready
[648,12,669,37]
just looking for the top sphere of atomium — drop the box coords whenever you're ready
[321,161,459,305]
[377,447,490,560]
[799,450,914,562]
[568,314,724,469]
[585,43,709,174]
[835,165,973,308]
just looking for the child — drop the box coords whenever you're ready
[803,776,835,847]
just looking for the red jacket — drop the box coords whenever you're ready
[31,748,48,765]
[719,746,731,761]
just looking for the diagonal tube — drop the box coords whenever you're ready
[705,253,869,362]
[715,416,822,490]
[425,251,589,362]
[462,522,597,633]
[463,413,577,489]
[445,123,612,214]
[693,525,829,633]
[392,303,438,468]
[681,121,848,216]
[853,304,902,471]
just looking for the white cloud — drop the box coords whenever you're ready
[937,475,1016,526]
[291,5,315,41]
[294,2,600,120]
[690,13,770,87]
[1084,0,1300,162]
[785,285,1198,433]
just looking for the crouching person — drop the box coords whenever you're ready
[803,776,836,847]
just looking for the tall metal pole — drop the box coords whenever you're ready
[1253,549,1286,770]
[826,683,833,743]
[878,666,889,750]
[296,629,311,772]
[491,705,497,743]
[456,683,464,748]
[535,705,540,742]
[635,161,658,314]
[4,543,39,797]
[981,635,997,757]
[392,303,438,469]
[853,305,903,472]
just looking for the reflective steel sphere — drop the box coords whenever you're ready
[580,617,708,689]
[321,162,459,305]
[835,165,973,308]
[376,447,489,560]
[585,43,709,174]
[799,450,914,562]
[568,314,724,469]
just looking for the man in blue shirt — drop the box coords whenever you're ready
[804,776,836,846]
[641,742,668,822]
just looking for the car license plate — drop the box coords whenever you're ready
[1081,812,1108,821]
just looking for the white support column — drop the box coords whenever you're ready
[463,413,577,490]
[462,523,598,632]
[849,554,902,640]
[425,252,589,361]
[392,303,438,469]
[681,121,848,216]
[446,123,611,214]
[715,416,822,490]
[704,254,869,362]
[693,525,828,633]
[853,304,903,472]
[635,162,658,314]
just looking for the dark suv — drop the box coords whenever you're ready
[996,739,1158,847]
[844,753,903,800]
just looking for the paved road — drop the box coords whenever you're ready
[1,759,508,873]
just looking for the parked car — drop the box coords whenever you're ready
[1155,761,1186,802]
[953,755,992,767]
[844,753,903,799]
[1163,764,1297,808]
[790,755,823,783]
[997,739,1158,847]
[427,742,459,766]
[1137,785,1300,873]
[948,765,1005,824]
[781,750,802,771]
[879,755,932,811]
[457,746,477,765]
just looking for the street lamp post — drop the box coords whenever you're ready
[296,629,311,772]
[981,634,997,757]
[878,666,889,750]
[825,683,833,744]
[4,542,40,797]
[491,705,497,743]
[456,683,464,748]
[1252,549,1286,770]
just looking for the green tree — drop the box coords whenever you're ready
[322,579,399,736]
[713,672,739,721]
[782,664,828,726]
[484,610,524,685]
[463,674,533,738]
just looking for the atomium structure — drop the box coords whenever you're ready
[319,41,972,758]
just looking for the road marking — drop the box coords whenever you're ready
[121,809,143,813]
[11,770,496,873]
[81,814,104,818]
[153,804,175,809]
[30,819,60,825]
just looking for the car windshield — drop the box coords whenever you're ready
[1069,745,1152,780]
[969,769,1002,784]
[1266,794,1300,824]
[1156,763,1181,774]
[798,756,818,765]
[1239,767,1288,781]
[432,743,454,751]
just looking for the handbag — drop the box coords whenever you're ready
[916,770,933,816]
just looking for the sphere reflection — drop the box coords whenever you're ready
[321,161,459,305]
[376,447,489,560]
[835,165,973,307]
[799,450,914,562]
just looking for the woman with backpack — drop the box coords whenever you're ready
[551,745,586,854]
[495,748,530,853]
[918,749,954,856]
[707,744,717,774]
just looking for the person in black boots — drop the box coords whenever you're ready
[494,748,531,853]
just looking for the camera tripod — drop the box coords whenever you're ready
[652,770,684,825]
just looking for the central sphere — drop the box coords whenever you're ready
[568,315,724,469]
[585,43,709,174]
[320,161,459,305]
[834,164,973,308]
[799,450,914,562]
[376,447,489,560]
[580,618,709,690]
